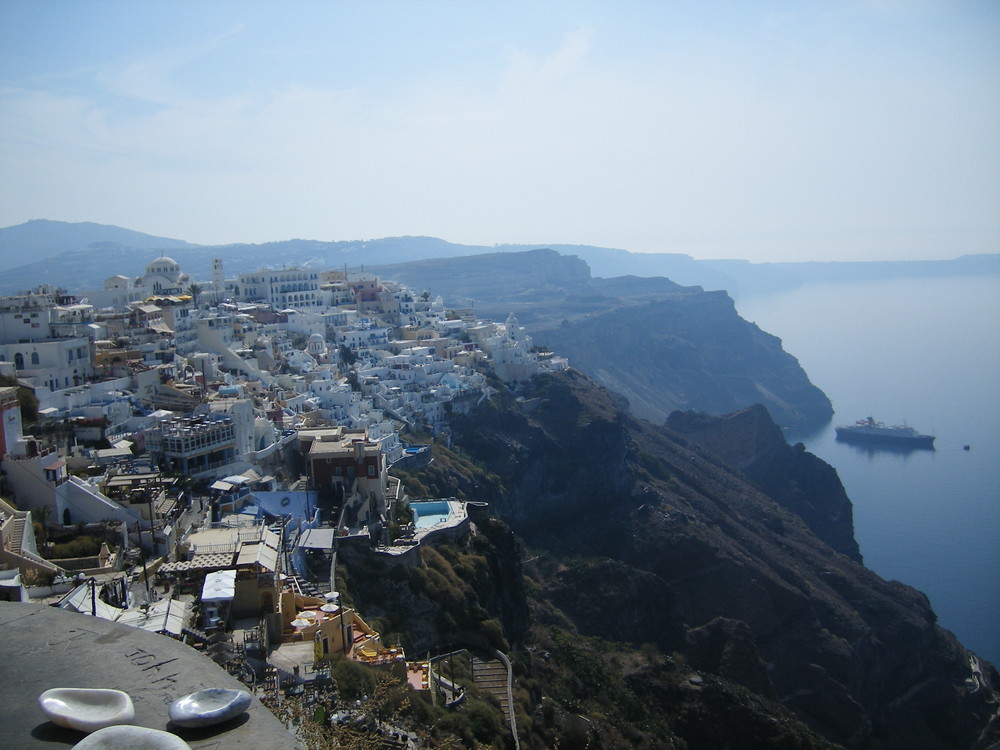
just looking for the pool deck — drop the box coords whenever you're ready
[378,500,469,557]
[412,500,467,541]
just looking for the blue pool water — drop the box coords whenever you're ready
[411,500,453,529]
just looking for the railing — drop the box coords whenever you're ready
[487,651,519,750]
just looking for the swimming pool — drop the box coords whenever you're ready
[410,500,453,529]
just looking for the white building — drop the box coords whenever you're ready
[234,268,325,310]
[0,337,94,393]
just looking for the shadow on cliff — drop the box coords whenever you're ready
[438,370,1000,750]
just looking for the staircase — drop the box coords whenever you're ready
[182,625,212,645]
[286,573,325,599]
[472,656,511,724]
[7,516,25,552]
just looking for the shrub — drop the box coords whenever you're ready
[48,535,102,559]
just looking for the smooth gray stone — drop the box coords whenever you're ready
[3,602,302,749]
[72,725,192,750]
[38,687,135,733]
[168,688,252,728]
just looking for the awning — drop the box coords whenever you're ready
[160,551,233,573]
[200,569,237,602]
[235,541,278,572]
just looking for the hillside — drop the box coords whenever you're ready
[390,370,999,749]
[0,219,197,269]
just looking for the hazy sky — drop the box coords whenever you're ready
[1,0,997,262]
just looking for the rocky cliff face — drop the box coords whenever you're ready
[339,515,531,655]
[440,371,999,749]
[535,290,833,428]
[666,405,862,562]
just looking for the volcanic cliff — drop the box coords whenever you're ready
[417,370,1000,749]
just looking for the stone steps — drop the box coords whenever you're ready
[7,516,25,552]
[472,657,511,723]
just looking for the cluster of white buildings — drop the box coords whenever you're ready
[0,254,568,585]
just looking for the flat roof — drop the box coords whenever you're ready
[297,527,336,550]
[309,438,380,458]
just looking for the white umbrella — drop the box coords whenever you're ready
[324,591,340,601]
[319,603,339,613]
[291,618,311,628]
[299,611,317,619]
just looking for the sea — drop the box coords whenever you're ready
[735,274,1000,667]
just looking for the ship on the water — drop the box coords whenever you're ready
[835,417,936,449]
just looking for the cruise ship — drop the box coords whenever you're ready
[835,417,935,449]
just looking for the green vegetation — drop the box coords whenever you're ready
[264,658,511,750]
[393,443,506,502]
[47,534,103,559]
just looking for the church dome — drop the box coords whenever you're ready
[146,256,180,273]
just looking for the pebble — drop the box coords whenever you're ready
[38,688,135,733]
[168,687,252,728]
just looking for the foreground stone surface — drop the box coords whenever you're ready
[1,602,301,750]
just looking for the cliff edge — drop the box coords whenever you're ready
[435,370,999,749]
[666,405,863,562]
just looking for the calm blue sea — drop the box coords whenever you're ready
[736,275,1000,667]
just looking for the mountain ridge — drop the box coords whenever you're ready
[1,219,996,296]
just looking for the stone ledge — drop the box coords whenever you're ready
[0,602,302,749]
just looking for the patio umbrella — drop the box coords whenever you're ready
[210,651,235,665]
[299,611,317,618]
[324,591,340,601]
[319,604,339,613]
[291,618,311,628]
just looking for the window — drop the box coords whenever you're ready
[31,352,39,365]
[368,465,376,477]
[14,353,24,370]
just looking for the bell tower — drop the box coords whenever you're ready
[212,258,224,300]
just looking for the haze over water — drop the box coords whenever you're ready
[736,274,1000,667]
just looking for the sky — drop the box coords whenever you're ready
[1,0,998,263]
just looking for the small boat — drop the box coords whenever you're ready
[835,417,935,449]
